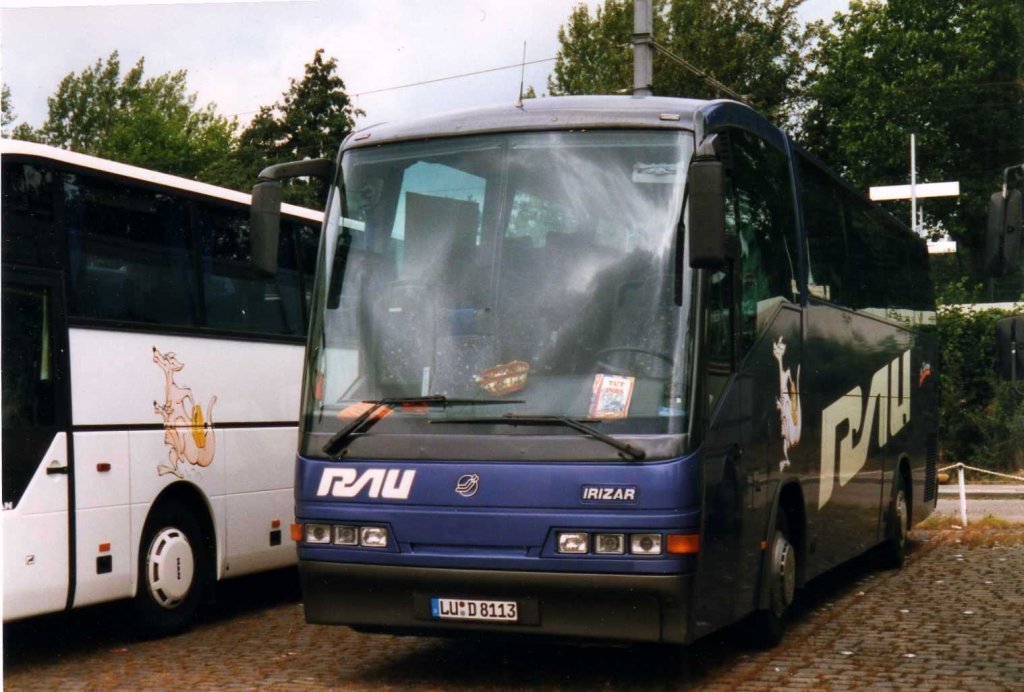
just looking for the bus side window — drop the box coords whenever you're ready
[1,162,61,270]
[290,218,322,329]
[799,155,849,308]
[800,154,933,316]
[64,172,197,327]
[195,202,304,336]
[727,130,799,353]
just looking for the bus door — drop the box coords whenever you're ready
[2,267,73,620]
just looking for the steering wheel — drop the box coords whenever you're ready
[594,347,673,378]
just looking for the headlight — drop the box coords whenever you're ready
[333,525,359,546]
[556,531,589,554]
[630,533,663,555]
[359,526,389,548]
[594,533,626,554]
[305,523,331,544]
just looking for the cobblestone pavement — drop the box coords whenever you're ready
[5,528,1024,690]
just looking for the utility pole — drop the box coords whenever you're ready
[870,133,959,249]
[633,0,653,97]
[910,133,917,234]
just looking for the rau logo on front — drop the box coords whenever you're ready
[316,468,416,499]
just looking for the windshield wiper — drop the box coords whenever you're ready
[322,396,523,457]
[434,413,646,461]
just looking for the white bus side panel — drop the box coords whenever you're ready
[68,329,302,596]
[222,427,298,577]
[3,434,70,621]
[71,432,130,607]
[69,330,302,426]
[72,505,132,607]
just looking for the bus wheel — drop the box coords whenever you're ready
[132,502,208,638]
[880,475,909,569]
[747,514,797,648]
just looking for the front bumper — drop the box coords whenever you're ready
[299,560,694,644]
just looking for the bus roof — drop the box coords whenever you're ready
[344,95,737,150]
[0,139,323,223]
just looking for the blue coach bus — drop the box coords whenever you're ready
[251,96,938,646]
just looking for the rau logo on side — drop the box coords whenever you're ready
[818,350,911,509]
[316,468,417,499]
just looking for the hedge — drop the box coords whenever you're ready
[936,299,1024,473]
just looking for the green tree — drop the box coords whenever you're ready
[215,49,363,207]
[936,299,1023,472]
[548,0,807,122]
[800,0,1024,282]
[34,52,236,179]
[2,84,15,136]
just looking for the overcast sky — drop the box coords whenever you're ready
[1,0,850,133]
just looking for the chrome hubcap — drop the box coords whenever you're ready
[145,527,195,609]
[895,490,908,548]
[772,530,796,615]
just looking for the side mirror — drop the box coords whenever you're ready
[251,179,284,277]
[996,315,1024,382]
[249,158,335,276]
[687,150,728,270]
[985,189,1022,278]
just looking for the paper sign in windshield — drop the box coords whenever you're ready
[632,162,682,184]
[589,374,635,419]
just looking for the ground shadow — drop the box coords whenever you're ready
[352,537,928,689]
[2,566,300,670]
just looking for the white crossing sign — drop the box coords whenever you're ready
[869,181,960,201]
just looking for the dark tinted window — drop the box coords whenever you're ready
[195,202,305,336]
[725,129,799,352]
[884,214,933,310]
[1,162,61,269]
[57,166,319,337]
[799,156,848,305]
[65,172,197,326]
[286,217,321,322]
[799,153,933,312]
[2,276,62,508]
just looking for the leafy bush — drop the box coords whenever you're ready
[936,289,1023,473]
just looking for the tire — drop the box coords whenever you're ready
[747,511,797,649]
[880,474,909,569]
[131,501,209,638]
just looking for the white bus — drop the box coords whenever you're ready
[1,141,322,635]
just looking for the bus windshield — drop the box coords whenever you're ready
[303,129,696,459]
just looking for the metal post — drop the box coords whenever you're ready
[1012,320,1018,383]
[633,0,653,97]
[910,133,918,235]
[958,463,968,527]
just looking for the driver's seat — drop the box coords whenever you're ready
[602,278,675,377]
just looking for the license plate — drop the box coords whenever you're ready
[431,597,518,622]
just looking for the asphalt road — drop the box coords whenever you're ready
[935,488,1024,522]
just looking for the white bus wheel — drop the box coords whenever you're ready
[132,501,209,638]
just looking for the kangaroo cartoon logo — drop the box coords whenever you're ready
[773,336,802,472]
[153,347,217,478]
